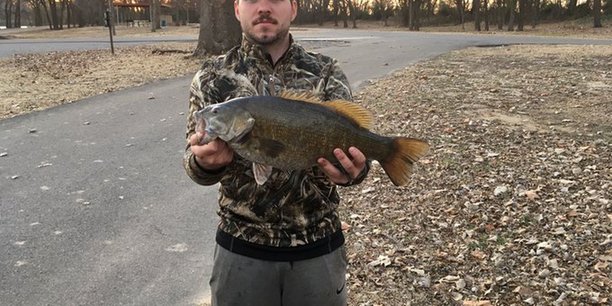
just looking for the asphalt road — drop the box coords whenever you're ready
[0,34,197,58]
[1,29,611,306]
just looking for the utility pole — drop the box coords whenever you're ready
[105,10,115,54]
[107,0,116,36]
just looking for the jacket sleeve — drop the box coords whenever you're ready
[183,61,227,186]
[323,58,371,187]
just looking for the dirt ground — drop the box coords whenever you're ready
[1,22,611,306]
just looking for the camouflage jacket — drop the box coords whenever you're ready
[184,36,367,250]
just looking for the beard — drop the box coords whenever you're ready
[244,26,290,46]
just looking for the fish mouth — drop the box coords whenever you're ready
[194,110,218,144]
[194,110,206,134]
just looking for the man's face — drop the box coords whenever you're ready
[234,0,297,46]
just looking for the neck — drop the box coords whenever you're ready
[262,34,291,65]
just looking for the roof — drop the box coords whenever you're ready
[112,0,172,7]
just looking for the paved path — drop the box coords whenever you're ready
[1,28,611,306]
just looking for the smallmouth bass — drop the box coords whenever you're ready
[194,92,429,186]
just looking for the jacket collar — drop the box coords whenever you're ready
[239,34,296,67]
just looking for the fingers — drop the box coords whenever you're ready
[317,147,367,185]
[189,133,233,170]
[336,147,366,179]
[188,132,202,146]
[317,156,349,184]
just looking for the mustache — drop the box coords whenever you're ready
[253,15,278,25]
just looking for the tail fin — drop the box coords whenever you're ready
[381,138,429,186]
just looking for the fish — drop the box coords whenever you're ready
[194,91,429,186]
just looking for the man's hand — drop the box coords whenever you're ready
[188,132,234,171]
[317,147,366,185]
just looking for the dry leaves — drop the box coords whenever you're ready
[1,33,610,306]
[0,43,200,119]
[341,45,611,305]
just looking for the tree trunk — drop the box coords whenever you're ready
[5,0,13,28]
[484,0,489,30]
[317,0,329,26]
[341,0,348,28]
[507,0,516,31]
[414,0,421,30]
[473,0,481,31]
[150,0,161,32]
[531,0,539,28]
[65,0,72,28]
[408,0,421,30]
[32,0,43,26]
[497,0,504,30]
[455,0,464,26]
[47,0,60,29]
[14,0,21,28]
[567,0,577,17]
[517,0,525,31]
[193,0,241,56]
[60,0,65,29]
[346,0,356,28]
[593,0,602,27]
[332,0,339,26]
[39,0,52,29]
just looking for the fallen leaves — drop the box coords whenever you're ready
[0,43,200,119]
[341,45,611,305]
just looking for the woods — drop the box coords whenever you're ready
[0,0,610,55]
[1,0,609,30]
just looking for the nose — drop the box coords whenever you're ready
[256,0,272,14]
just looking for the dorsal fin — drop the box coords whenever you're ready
[277,91,374,129]
[322,99,374,129]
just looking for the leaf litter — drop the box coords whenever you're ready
[340,44,611,305]
[0,43,200,119]
[0,39,610,305]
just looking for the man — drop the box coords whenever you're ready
[183,0,369,305]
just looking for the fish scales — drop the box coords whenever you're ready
[237,96,390,169]
[196,92,429,186]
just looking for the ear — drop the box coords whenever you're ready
[290,0,297,22]
[234,0,240,21]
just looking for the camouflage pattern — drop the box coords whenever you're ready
[184,35,365,248]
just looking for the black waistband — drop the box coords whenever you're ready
[216,229,345,262]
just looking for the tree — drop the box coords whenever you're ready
[14,0,20,28]
[531,0,540,28]
[372,0,394,26]
[455,0,466,29]
[517,0,526,31]
[473,0,481,31]
[507,0,516,31]
[496,0,505,30]
[593,0,602,27]
[315,0,329,25]
[567,0,577,17]
[73,0,106,27]
[346,0,357,28]
[4,0,13,28]
[150,0,161,31]
[483,0,489,30]
[193,0,241,56]
[27,0,44,26]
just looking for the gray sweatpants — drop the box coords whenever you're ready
[210,244,348,306]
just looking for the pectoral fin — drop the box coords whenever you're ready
[252,162,273,185]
